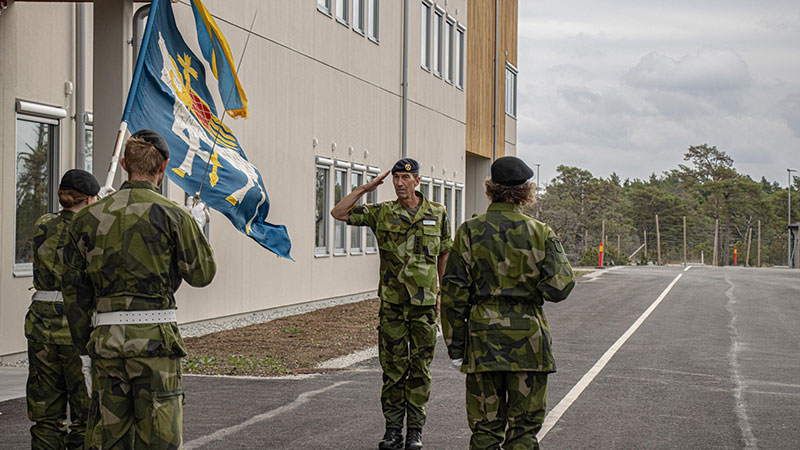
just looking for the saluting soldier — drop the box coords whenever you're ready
[62,129,216,449]
[331,158,452,450]
[26,169,98,449]
[441,156,576,450]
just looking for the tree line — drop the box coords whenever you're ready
[529,144,800,267]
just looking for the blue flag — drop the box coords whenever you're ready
[122,0,292,259]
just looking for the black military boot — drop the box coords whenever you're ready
[405,428,423,450]
[379,428,403,450]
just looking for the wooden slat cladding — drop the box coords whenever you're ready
[466,0,517,160]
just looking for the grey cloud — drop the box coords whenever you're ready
[625,48,751,92]
[778,93,800,137]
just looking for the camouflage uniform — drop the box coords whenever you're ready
[25,210,90,450]
[441,202,575,449]
[62,180,216,450]
[347,191,452,430]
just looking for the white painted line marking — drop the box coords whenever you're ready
[538,273,683,441]
[184,381,352,449]
[684,266,692,272]
[317,346,378,369]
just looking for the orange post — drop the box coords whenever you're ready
[734,246,738,265]
[599,242,604,267]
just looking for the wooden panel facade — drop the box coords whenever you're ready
[465,0,517,160]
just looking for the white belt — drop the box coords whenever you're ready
[32,291,63,302]
[93,310,177,326]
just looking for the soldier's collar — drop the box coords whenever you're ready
[487,202,524,213]
[120,180,159,192]
[58,209,75,220]
[392,192,428,222]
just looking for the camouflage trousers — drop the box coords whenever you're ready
[27,340,90,450]
[85,356,183,450]
[466,371,548,450]
[378,301,437,430]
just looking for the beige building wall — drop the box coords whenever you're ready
[0,0,470,358]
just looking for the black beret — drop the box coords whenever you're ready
[130,129,169,160]
[491,156,533,187]
[391,158,419,174]
[59,169,100,196]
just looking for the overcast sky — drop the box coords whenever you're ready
[515,0,800,187]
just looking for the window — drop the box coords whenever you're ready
[315,158,333,256]
[334,162,349,255]
[432,8,443,76]
[353,0,364,34]
[365,168,379,253]
[456,25,465,89]
[455,185,463,233]
[433,180,442,203]
[445,182,453,233]
[336,0,349,26]
[350,167,364,254]
[421,2,431,70]
[15,108,62,276]
[84,120,94,172]
[367,0,379,42]
[318,0,332,15]
[444,17,454,83]
[420,177,431,199]
[505,63,517,118]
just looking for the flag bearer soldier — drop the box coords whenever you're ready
[441,156,576,450]
[331,158,452,450]
[26,169,99,449]
[62,130,216,449]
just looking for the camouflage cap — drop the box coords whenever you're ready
[391,158,419,174]
[130,129,169,160]
[59,169,100,196]
[491,156,533,187]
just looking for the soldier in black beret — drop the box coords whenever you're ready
[25,168,100,449]
[331,155,452,449]
[130,128,170,161]
[490,156,533,187]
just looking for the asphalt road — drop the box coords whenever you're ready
[1,265,798,449]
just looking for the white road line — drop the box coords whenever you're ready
[724,277,757,450]
[538,272,684,441]
[184,381,352,449]
[684,266,692,272]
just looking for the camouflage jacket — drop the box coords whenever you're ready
[25,210,76,345]
[348,192,452,306]
[62,180,216,359]
[441,202,575,373]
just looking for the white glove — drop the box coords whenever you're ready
[451,358,463,369]
[190,200,209,229]
[79,355,92,397]
[97,186,116,199]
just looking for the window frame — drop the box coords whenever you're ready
[444,15,455,84]
[505,62,518,118]
[367,0,380,43]
[333,160,350,256]
[432,7,444,77]
[317,0,333,17]
[454,183,463,234]
[315,157,333,257]
[364,166,380,254]
[456,24,466,90]
[335,0,350,27]
[432,179,443,203]
[352,0,365,35]
[419,176,431,199]
[421,1,432,71]
[349,164,365,255]
[14,107,63,277]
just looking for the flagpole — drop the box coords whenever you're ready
[195,8,258,199]
[104,0,162,190]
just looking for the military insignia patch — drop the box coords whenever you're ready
[405,163,411,171]
[554,239,565,253]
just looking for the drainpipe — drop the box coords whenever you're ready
[401,0,409,158]
[75,3,86,170]
[133,5,150,62]
[492,0,498,163]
